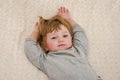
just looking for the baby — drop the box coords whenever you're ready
[25,7,102,80]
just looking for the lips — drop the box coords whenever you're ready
[58,44,65,47]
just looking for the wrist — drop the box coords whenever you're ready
[29,31,39,40]
[67,19,75,26]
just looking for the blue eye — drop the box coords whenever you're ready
[63,35,68,37]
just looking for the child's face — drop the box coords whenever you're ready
[44,25,72,52]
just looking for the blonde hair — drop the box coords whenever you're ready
[37,15,73,43]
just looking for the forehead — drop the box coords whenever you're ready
[52,25,69,33]
[47,25,69,36]
[59,25,69,31]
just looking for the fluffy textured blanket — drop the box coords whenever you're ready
[0,0,120,80]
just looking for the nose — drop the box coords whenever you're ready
[58,37,64,42]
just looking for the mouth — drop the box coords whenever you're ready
[58,44,65,47]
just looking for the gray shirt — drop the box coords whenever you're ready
[25,24,101,80]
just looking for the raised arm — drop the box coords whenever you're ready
[72,24,88,55]
[25,22,46,70]
[58,6,88,55]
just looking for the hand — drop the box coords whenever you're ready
[34,22,39,32]
[58,6,71,20]
[29,22,39,40]
[57,6,75,26]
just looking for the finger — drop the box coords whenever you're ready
[58,8,61,13]
[60,6,62,13]
[60,6,63,13]
[57,8,61,15]
[66,9,69,13]
[63,6,69,13]
[64,7,69,13]
[62,6,65,13]
[36,22,38,26]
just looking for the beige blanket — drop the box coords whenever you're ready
[0,0,120,80]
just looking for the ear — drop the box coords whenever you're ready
[41,42,49,52]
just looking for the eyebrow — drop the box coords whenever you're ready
[62,30,70,34]
[48,33,57,37]
[48,30,69,36]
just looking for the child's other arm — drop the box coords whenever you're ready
[25,22,46,70]
[72,24,88,55]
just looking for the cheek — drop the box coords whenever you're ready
[66,37,72,46]
[67,37,72,42]
[46,39,57,50]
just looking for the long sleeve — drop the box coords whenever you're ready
[73,24,88,56]
[24,38,46,70]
